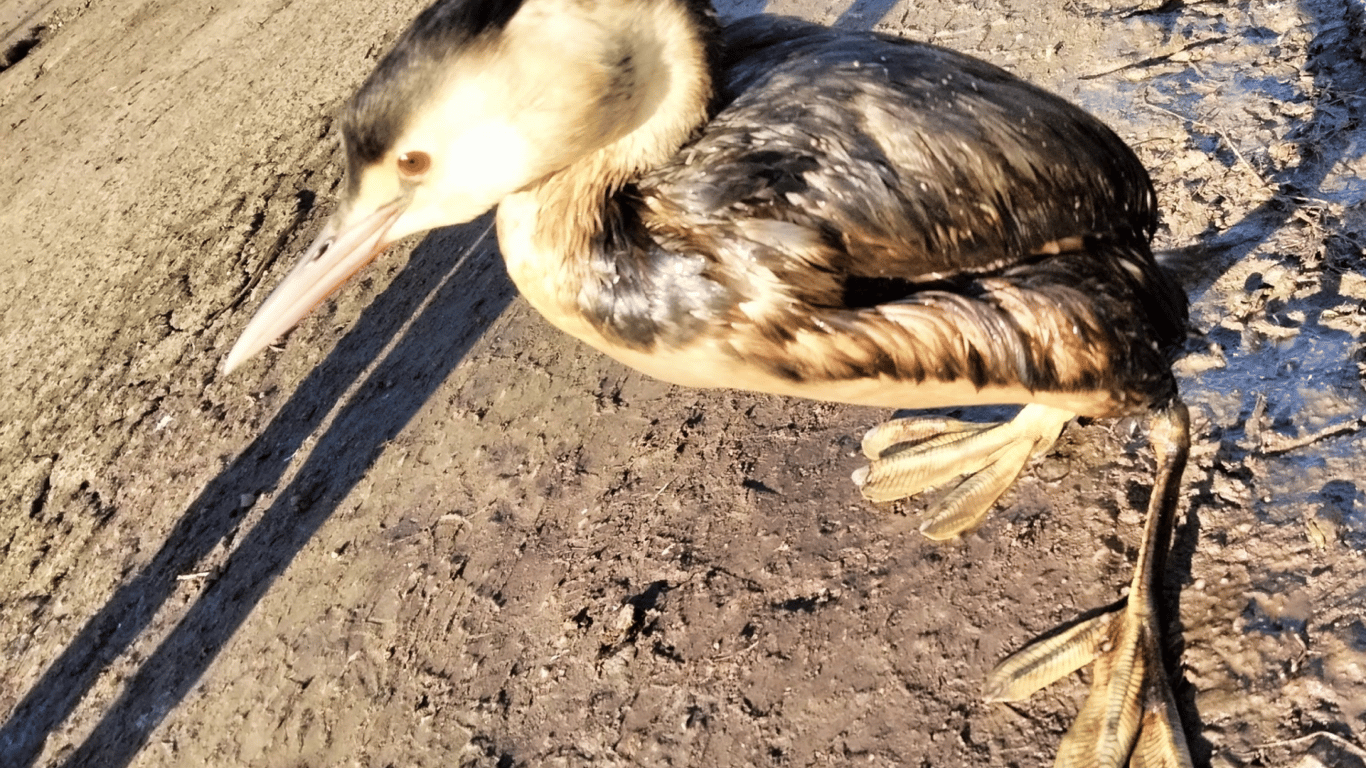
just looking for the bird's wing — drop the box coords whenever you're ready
[607,20,1181,402]
[645,18,1158,297]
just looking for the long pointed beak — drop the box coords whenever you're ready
[223,196,409,373]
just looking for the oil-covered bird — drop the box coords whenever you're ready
[225,0,1194,764]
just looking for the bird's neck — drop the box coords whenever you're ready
[496,0,717,337]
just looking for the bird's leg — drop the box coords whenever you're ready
[984,401,1193,768]
[852,403,1075,539]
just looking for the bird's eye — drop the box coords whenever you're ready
[397,151,431,177]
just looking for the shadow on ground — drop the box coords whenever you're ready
[0,218,514,768]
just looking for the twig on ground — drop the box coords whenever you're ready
[1249,730,1366,759]
[1258,414,1366,455]
[1141,99,1265,185]
[1081,35,1227,80]
[649,477,676,502]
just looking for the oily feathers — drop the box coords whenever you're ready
[565,17,1184,409]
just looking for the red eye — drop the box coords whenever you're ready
[397,151,431,177]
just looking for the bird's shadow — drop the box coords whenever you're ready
[721,0,901,28]
[832,0,901,30]
[0,215,515,768]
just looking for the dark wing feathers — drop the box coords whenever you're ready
[650,19,1159,284]
[590,18,1183,405]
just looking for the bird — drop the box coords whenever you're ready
[224,0,1194,764]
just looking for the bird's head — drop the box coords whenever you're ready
[224,0,716,372]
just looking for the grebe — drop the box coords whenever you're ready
[225,0,1194,764]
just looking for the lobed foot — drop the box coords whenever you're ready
[984,596,1192,768]
[984,403,1194,768]
[851,403,1074,539]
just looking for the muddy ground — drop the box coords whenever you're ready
[2,0,1365,766]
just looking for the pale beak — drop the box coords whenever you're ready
[223,196,409,373]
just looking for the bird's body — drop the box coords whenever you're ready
[493,14,1184,418]
[225,1,1196,765]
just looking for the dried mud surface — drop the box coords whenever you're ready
[2,0,1365,766]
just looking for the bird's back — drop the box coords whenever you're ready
[546,16,1188,414]
[655,15,1160,279]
